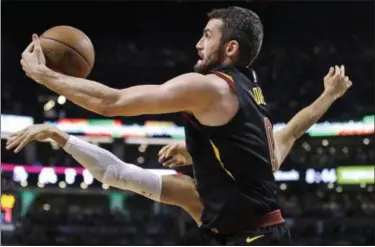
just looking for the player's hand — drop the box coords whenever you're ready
[21,34,48,84]
[6,125,54,153]
[323,65,352,100]
[158,143,193,168]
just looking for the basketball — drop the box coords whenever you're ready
[40,26,95,78]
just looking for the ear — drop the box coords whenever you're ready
[225,40,240,57]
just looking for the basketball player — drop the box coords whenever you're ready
[19,6,352,245]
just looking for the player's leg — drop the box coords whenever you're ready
[62,135,203,224]
[103,168,203,224]
[105,169,203,224]
[160,174,203,224]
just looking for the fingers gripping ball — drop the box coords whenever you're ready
[40,26,95,78]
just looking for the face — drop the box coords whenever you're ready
[194,19,225,74]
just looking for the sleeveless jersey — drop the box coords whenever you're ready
[183,65,280,232]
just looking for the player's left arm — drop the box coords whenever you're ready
[21,35,220,117]
[36,71,218,116]
[273,65,352,170]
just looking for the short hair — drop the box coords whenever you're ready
[208,6,264,66]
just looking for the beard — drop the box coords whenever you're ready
[193,49,223,74]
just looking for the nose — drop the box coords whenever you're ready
[196,37,203,51]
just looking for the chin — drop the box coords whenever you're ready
[194,65,205,74]
[194,63,214,74]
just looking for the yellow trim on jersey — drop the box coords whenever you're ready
[215,71,234,83]
[246,235,264,244]
[209,140,235,180]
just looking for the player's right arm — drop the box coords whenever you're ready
[273,65,352,170]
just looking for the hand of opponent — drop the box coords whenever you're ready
[323,65,352,100]
[6,125,55,153]
[21,34,48,84]
[158,143,193,168]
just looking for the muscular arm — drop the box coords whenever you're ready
[37,69,218,116]
[273,91,336,170]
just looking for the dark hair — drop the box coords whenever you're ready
[208,6,264,66]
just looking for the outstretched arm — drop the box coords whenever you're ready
[36,72,216,117]
[6,125,163,201]
[21,35,219,117]
[273,65,352,170]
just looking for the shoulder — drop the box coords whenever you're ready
[159,73,226,113]
[205,72,236,94]
[164,72,226,94]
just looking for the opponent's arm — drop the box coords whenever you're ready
[6,125,164,201]
[273,66,352,170]
[158,143,193,168]
[273,91,336,169]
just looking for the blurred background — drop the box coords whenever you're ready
[1,0,374,245]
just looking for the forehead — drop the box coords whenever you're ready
[204,18,224,33]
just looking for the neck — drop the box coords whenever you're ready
[221,58,232,67]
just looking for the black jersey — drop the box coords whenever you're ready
[183,65,280,233]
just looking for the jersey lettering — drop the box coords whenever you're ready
[249,87,266,105]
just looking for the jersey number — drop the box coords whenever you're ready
[264,117,277,171]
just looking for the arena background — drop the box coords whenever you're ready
[1,0,374,245]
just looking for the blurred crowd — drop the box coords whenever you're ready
[281,191,375,245]
[1,191,374,246]
[2,1,373,124]
[286,136,374,169]
[279,191,375,218]
[1,135,373,170]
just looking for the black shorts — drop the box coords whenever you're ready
[182,223,292,246]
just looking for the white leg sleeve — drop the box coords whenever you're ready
[63,135,162,201]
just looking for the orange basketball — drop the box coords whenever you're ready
[40,26,95,78]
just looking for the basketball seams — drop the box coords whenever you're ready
[55,26,94,49]
[41,35,92,69]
